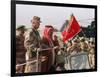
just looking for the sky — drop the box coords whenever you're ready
[16,4,95,31]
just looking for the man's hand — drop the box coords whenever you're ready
[37,48,42,52]
[53,46,59,50]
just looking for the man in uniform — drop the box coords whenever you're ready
[24,16,42,73]
[80,37,89,52]
[16,25,26,73]
[88,38,95,69]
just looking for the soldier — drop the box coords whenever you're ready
[16,25,26,73]
[80,37,89,52]
[70,38,81,55]
[56,47,66,71]
[24,16,42,73]
[53,35,60,47]
[88,38,95,69]
[66,41,72,54]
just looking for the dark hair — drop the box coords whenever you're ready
[61,47,64,51]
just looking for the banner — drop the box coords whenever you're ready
[62,15,81,42]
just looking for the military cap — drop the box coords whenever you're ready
[80,37,85,42]
[89,38,95,42]
[72,38,78,43]
[32,16,41,22]
[16,25,26,30]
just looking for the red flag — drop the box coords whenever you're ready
[62,15,81,42]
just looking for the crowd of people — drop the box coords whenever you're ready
[16,16,95,73]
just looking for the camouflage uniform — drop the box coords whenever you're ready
[80,38,89,52]
[88,48,95,69]
[24,28,41,73]
[88,41,95,69]
[16,33,26,73]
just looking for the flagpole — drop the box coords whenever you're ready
[80,25,86,37]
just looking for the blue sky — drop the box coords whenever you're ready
[16,4,95,31]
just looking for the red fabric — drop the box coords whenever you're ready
[41,25,54,72]
[43,25,54,41]
[62,15,81,42]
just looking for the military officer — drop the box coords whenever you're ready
[24,16,42,73]
[16,25,26,73]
